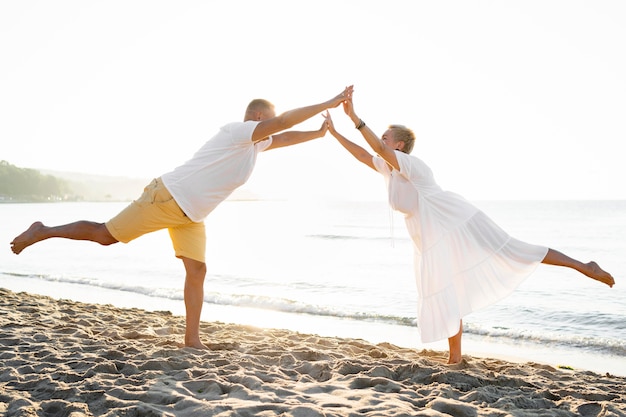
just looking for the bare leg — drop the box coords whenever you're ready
[182,256,208,349]
[10,221,118,254]
[542,248,615,287]
[447,320,463,364]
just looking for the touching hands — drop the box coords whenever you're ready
[322,86,357,137]
[328,85,354,109]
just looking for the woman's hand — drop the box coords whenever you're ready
[323,111,337,135]
[342,97,361,126]
[342,97,354,116]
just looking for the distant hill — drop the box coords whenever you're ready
[40,169,150,202]
[0,161,259,202]
[42,170,261,202]
[0,160,149,202]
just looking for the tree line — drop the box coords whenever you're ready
[0,160,73,202]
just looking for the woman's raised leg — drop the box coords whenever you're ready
[542,248,614,287]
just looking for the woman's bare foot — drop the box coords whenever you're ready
[447,354,463,365]
[185,337,209,350]
[583,261,615,287]
[10,222,46,255]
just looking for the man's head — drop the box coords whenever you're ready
[244,99,276,121]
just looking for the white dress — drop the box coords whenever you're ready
[373,153,548,343]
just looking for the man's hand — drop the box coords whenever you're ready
[318,119,329,137]
[327,85,354,109]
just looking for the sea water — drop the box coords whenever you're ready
[1,199,625,375]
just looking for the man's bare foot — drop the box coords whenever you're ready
[583,261,615,288]
[10,222,46,255]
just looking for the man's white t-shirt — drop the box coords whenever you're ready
[161,120,272,222]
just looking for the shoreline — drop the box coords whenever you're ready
[2,287,625,416]
[1,276,624,379]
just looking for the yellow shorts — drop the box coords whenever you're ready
[105,178,206,263]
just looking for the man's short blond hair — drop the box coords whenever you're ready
[245,99,274,118]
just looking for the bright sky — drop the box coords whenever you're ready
[2,1,625,201]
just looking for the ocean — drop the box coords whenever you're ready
[1,199,625,376]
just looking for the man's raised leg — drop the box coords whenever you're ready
[11,221,118,254]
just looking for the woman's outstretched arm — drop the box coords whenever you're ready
[324,111,376,171]
[336,97,400,170]
[342,98,400,171]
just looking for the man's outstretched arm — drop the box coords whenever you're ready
[252,85,353,142]
[265,121,327,150]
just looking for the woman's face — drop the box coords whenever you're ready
[381,129,404,151]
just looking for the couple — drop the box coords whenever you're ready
[10,86,614,364]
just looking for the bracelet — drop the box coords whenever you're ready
[355,119,366,130]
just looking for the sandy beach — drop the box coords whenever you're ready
[1,288,625,417]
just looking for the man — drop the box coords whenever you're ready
[10,85,354,348]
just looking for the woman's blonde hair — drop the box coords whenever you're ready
[389,124,415,154]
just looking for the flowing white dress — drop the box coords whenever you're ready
[373,153,548,343]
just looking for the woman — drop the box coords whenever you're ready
[323,99,615,364]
